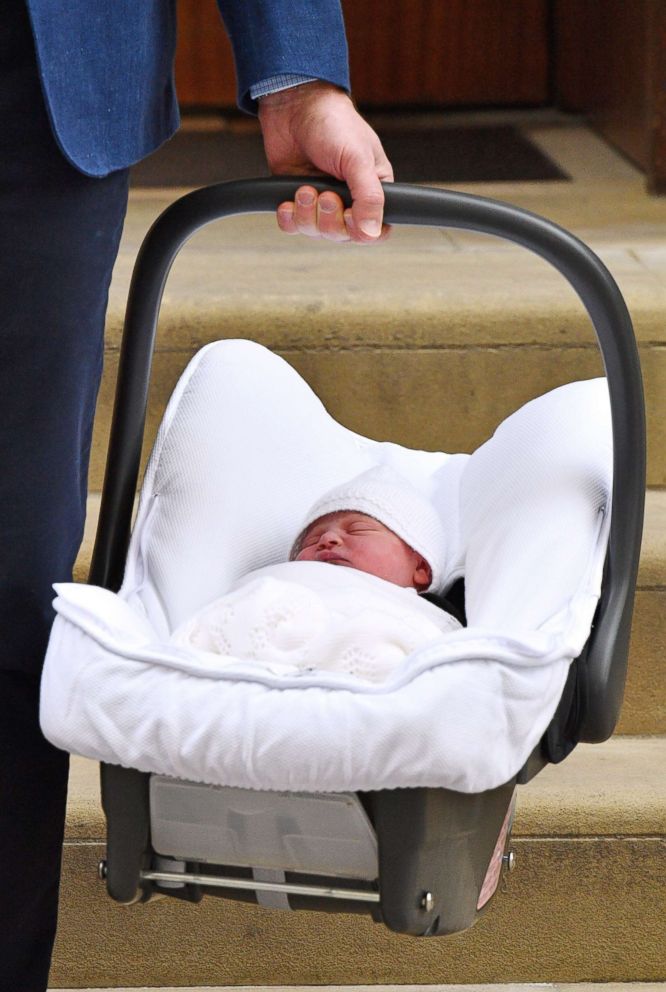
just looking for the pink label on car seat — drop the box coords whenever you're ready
[477,794,515,909]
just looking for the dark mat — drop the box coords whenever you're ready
[130,124,569,187]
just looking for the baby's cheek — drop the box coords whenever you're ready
[362,543,394,574]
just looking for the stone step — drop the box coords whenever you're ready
[74,488,666,735]
[88,164,666,492]
[49,985,666,992]
[51,738,666,988]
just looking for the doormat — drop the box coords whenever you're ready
[130,124,569,187]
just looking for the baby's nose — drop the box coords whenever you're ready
[318,530,342,547]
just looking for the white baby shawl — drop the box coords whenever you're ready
[171,561,461,684]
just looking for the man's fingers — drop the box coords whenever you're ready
[277,151,393,243]
[278,194,389,243]
[353,188,385,241]
[276,202,299,235]
[345,154,391,243]
[291,185,320,237]
[344,208,391,244]
[316,191,349,241]
[277,189,350,241]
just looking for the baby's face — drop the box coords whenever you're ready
[294,511,431,590]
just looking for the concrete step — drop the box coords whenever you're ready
[51,739,666,988]
[89,143,666,492]
[74,488,666,735]
[49,985,666,992]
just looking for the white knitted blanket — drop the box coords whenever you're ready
[171,562,461,684]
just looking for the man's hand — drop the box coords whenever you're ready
[258,81,393,244]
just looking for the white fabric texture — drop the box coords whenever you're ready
[40,340,612,793]
[291,465,449,592]
[171,561,461,684]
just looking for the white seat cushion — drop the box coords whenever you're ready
[40,340,612,793]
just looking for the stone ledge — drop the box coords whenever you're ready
[50,984,666,992]
[106,242,666,350]
[51,833,666,987]
[108,177,666,355]
[65,736,666,842]
[88,346,666,489]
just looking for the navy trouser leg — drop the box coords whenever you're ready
[0,673,70,991]
[0,3,129,988]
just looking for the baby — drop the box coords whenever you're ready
[292,513,432,590]
[172,466,461,683]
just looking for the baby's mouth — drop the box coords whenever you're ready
[317,551,349,565]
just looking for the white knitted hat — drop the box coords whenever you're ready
[291,464,447,592]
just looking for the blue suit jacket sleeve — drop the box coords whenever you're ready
[25,0,351,176]
[217,0,350,114]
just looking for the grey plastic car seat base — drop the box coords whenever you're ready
[101,759,515,934]
[149,776,379,880]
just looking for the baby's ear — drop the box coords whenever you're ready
[413,556,432,592]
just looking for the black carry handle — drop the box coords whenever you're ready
[90,177,645,744]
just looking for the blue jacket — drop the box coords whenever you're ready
[25,0,350,177]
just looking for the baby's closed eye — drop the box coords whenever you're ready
[301,530,323,547]
[347,522,379,534]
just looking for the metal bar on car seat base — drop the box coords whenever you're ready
[140,869,380,902]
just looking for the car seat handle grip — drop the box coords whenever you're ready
[92,177,645,744]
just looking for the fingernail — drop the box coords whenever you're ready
[359,218,381,238]
[296,190,315,206]
[319,198,336,213]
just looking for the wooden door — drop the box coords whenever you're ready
[554,0,666,192]
[175,0,550,108]
[342,0,549,106]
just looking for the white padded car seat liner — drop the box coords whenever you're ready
[40,340,612,793]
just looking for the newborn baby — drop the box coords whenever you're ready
[293,511,432,590]
[172,466,461,683]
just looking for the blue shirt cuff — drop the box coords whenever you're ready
[250,74,319,100]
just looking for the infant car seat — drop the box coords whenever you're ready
[42,179,644,936]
